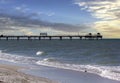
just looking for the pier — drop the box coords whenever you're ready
[0,33,102,40]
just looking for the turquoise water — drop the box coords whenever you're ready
[0,39,120,81]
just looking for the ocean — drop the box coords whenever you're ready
[0,39,120,81]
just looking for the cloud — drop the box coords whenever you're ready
[0,2,91,35]
[15,5,30,13]
[75,0,120,38]
[47,12,55,16]
[14,5,55,18]
[94,20,120,38]
[74,0,120,20]
[0,12,89,35]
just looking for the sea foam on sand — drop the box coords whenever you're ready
[0,64,57,83]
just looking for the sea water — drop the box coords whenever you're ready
[0,39,120,81]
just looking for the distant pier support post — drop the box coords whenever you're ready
[39,36,41,40]
[79,36,82,40]
[69,36,72,40]
[0,35,3,40]
[28,37,31,40]
[60,36,62,40]
[100,36,103,39]
[96,36,98,40]
[49,36,52,40]
[6,37,8,40]
[17,36,19,40]
[96,33,102,40]
[97,36,102,40]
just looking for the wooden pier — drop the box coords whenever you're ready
[0,34,102,40]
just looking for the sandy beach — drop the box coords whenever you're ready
[0,64,57,83]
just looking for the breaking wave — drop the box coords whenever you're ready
[36,51,44,56]
[0,50,120,81]
[0,50,37,64]
[43,58,57,62]
[36,58,120,81]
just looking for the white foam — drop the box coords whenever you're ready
[0,50,2,53]
[36,51,44,56]
[100,68,120,81]
[0,50,37,64]
[0,50,120,81]
[43,58,57,62]
[36,59,120,81]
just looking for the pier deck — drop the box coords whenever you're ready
[0,35,102,40]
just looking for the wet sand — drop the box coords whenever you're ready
[22,65,120,83]
[0,63,119,83]
[0,64,57,83]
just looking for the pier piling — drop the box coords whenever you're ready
[49,36,52,40]
[60,36,62,40]
[69,36,72,40]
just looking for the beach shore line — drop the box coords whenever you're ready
[22,65,120,83]
[0,62,120,83]
[0,64,58,83]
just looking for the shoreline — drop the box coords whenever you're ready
[22,65,120,83]
[0,61,120,83]
[0,64,58,83]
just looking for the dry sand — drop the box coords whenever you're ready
[0,64,58,83]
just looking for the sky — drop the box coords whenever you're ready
[0,0,120,38]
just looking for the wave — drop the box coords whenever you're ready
[36,51,44,56]
[0,50,120,81]
[43,58,57,62]
[0,50,37,64]
[36,58,120,81]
